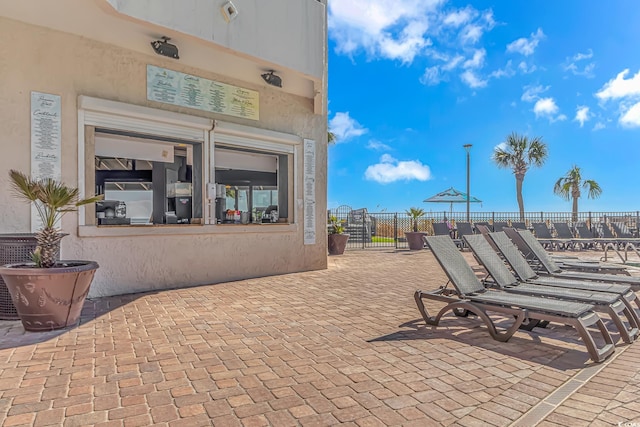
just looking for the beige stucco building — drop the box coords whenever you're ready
[0,0,328,297]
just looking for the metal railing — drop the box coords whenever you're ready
[328,206,640,251]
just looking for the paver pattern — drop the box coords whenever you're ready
[0,249,639,426]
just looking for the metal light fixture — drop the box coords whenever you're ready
[261,71,282,88]
[150,37,179,60]
[463,144,472,222]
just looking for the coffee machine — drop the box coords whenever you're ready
[96,200,130,225]
[214,184,226,223]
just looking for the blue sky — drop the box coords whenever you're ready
[327,0,640,215]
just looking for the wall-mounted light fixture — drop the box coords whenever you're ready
[261,71,282,88]
[150,37,179,60]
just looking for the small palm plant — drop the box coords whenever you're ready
[328,215,345,234]
[406,207,426,232]
[9,170,103,268]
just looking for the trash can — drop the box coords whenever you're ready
[0,234,38,320]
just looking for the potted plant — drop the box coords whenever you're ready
[0,170,103,331]
[328,215,350,255]
[405,207,426,250]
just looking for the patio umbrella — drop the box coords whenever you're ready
[423,186,482,217]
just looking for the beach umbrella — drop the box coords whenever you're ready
[423,186,482,217]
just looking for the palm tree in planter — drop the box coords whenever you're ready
[554,165,602,222]
[328,215,349,255]
[0,170,103,331]
[405,207,426,250]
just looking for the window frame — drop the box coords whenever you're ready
[212,121,301,225]
[78,96,212,226]
[77,97,302,230]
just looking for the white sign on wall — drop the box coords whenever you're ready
[147,65,259,120]
[30,91,62,232]
[303,139,316,245]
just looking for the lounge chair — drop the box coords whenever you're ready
[489,231,640,310]
[455,222,475,249]
[433,222,462,249]
[503,228,631,276]
[574,224,599,250]
[456,222,475,238]
[592,223,624,250]
[415,235,615,363]
[532,222,568,250]
[510,221,527,230]
[552,222,581,250]
[474,221,492,232]
[611,222,638,239]
[486,232,640,330]
[492,221,509,233]
[465,234,639,343]
[513,229,640,284]
[610,222,640,247]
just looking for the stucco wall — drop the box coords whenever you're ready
[0,17,328,297]
[105,0,326,79]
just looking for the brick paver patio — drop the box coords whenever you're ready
[1,249,639,426]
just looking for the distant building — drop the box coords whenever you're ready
[0,0,328,296]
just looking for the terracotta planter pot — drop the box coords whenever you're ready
[0,261,99,331]
[405,232,426,250]
[328,233,350,255]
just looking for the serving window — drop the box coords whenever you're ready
[78,96,301,230]
[93,131,203,226]
[214,146,289,224]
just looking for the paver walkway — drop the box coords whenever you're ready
[1,249,639,426]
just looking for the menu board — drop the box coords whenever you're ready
[147,65,259,120]
[30,91,62,232]
[303,139,316,245]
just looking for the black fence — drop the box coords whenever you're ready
[328,205,640,250]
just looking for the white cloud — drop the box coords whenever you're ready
[460,24,483,44]
[518,61,537,74]
[377,20,432,63]
[443,8,473,27]
[620,102,640,127]
[565,63,595,78]
[533,97,565,122]
[329,0,496,88]
[564,50,595,78]
[420,66,443,85]
[329,112,368,141]
[367,140,392,151]
[490,60,515,79]
[328,0,440,63]
[595,69,640,100]
[521,84,550,102]
[460,70,487,88]
[459,10,495,45]
[442,55,464,71]
[533,98,558,116]
[574,106,590,127]
[592,122,605,131]
[506,28,545,56]
[463,49,486,69]
[364,154,432,183]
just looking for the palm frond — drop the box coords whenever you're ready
[583,179,602,199]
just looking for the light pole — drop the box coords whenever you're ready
[463,144,472,222]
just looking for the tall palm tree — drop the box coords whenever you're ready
[492,132,548,220]
[554,165,602,222]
